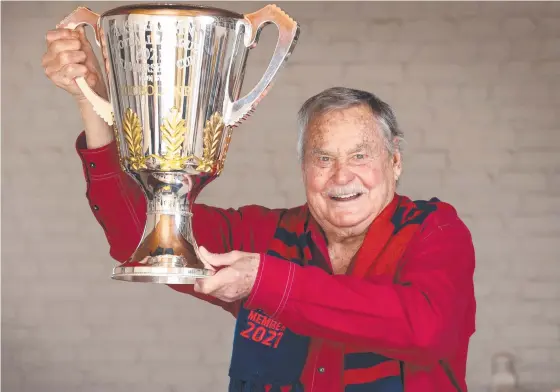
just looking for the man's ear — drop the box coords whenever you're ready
[392,150,402,181]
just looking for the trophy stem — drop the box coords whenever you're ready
[111,172,214,284]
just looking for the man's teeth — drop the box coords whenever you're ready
[332,193,359,199]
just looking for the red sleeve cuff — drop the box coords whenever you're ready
[245,254,296,319]
[75,131,122,178]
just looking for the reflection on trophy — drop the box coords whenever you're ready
[57,3,300,284]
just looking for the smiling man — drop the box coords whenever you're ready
[190,89,476,392]
[43,28,476,392]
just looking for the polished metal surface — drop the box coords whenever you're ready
[101,3,244,18]
[58,3,299,284]
[102,11,247,169]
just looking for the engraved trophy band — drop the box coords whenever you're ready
[57,3,300,284]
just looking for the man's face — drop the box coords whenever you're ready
[302,105,402,238]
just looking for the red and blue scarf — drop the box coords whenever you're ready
[228,195,440,392]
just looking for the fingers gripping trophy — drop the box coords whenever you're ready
[57,3,300,284]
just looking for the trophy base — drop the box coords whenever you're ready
[111,255,215,284]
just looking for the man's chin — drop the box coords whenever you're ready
[328,212,370,230]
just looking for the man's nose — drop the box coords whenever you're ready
[332,161,355,185]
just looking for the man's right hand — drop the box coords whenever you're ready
[42,26,114,149]
[42,27,108,105]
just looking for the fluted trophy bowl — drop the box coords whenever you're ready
[57,3,300,283]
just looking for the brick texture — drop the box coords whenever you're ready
[3,1,560,391]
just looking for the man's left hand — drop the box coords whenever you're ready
[193,247,260,303]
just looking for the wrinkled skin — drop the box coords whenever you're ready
[302,105,402,243]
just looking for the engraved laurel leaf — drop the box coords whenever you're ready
[216,129,232,175]
[161,107,186,158]
[204,113,224,161]
[123,108,143,159]
[196,113,224,173]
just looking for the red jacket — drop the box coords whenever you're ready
[75,132,476,392]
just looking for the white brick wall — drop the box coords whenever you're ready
[3,1,560,391]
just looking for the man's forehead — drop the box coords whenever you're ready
[307,134,383,158]
[306,115,380,145]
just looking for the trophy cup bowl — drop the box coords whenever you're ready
[57,3,299,284]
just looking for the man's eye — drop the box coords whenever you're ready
[319,156,330,162]
[355,154,365,160]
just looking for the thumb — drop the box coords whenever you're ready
[76,26,93,48]
[76,26,101,70]
[198,246,240,268]
[76,26,95,56]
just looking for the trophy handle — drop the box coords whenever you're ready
[224,4,300,127]
[57,7,114,126]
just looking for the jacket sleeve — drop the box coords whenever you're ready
[75,131,272,317]
[244,209,476,364]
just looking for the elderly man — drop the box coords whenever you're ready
[43,27,476,392]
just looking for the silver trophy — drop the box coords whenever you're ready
[57,3,299,284]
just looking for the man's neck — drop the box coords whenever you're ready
[326,230,367,248]
[325,230,368,275]
[322,215,371,245]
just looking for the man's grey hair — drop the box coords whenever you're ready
[296,87,405,161]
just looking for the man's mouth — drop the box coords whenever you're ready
[329,193,362,202]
